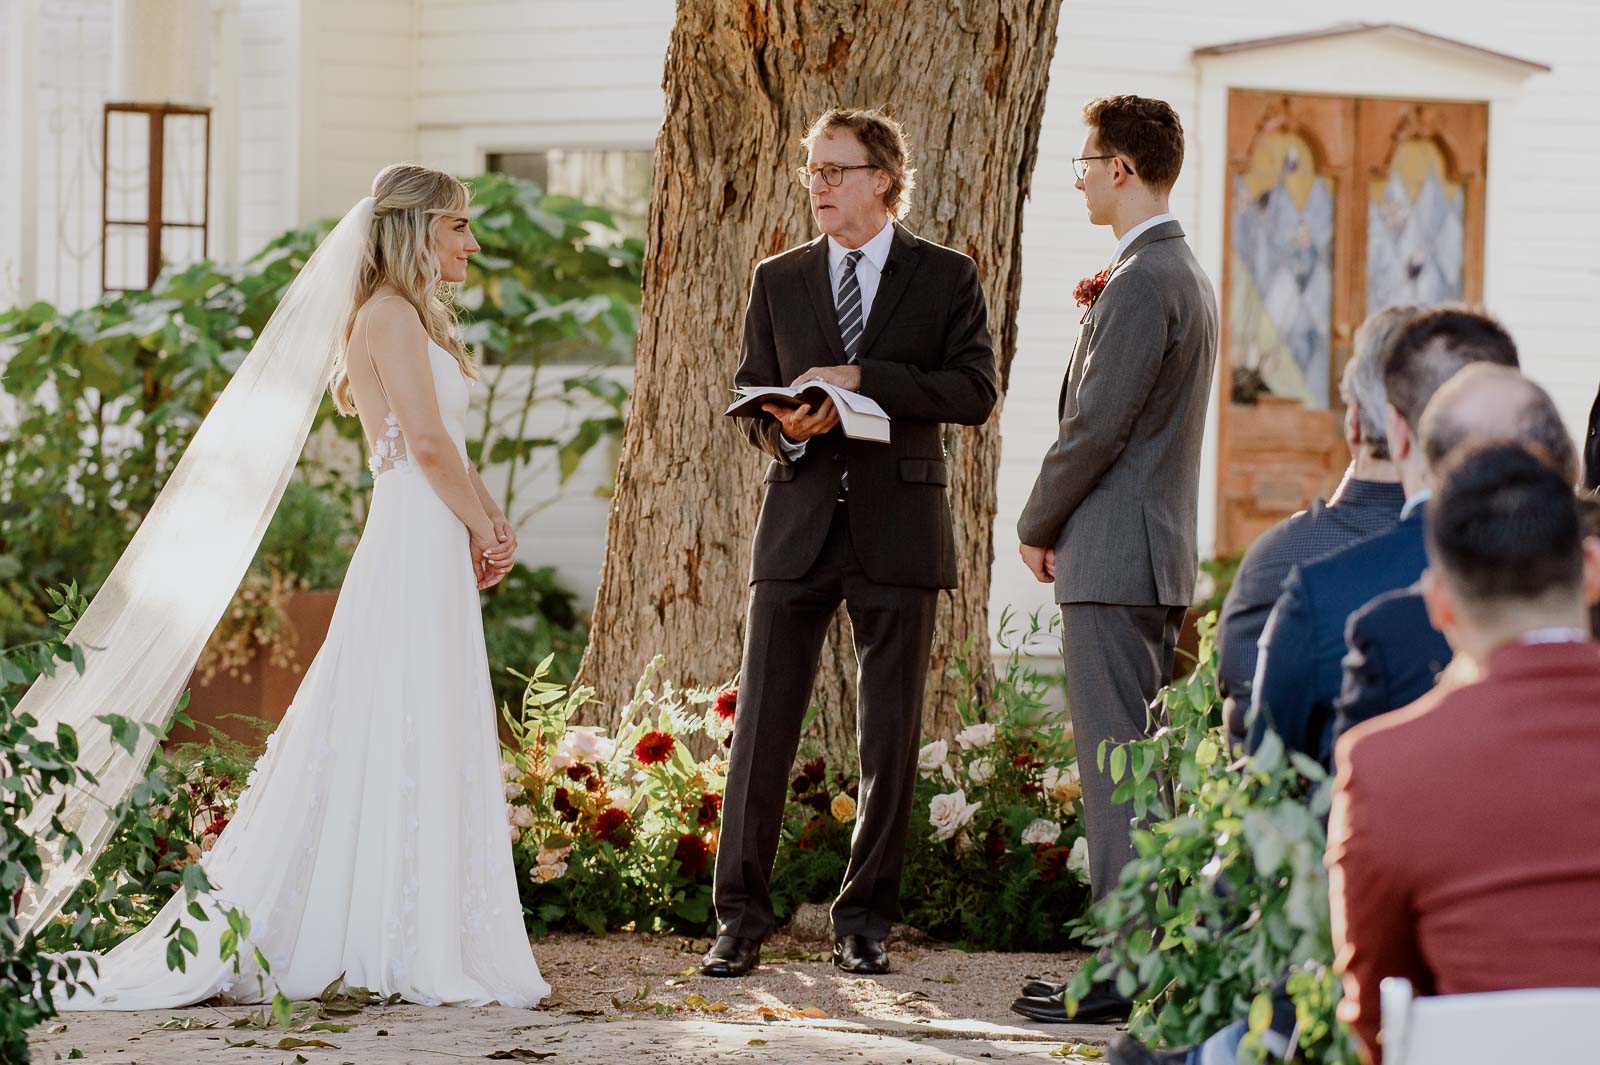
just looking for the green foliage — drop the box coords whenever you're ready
[480,562,588,710]
[253,480,358,591]
[1068,615,1360,1064]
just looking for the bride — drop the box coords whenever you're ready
[34,164,550,1009]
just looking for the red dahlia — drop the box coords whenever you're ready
[696,792,722,828]
[566,764,592,782]
[203,817,228,837]
[595,807,633,846]
[553,787,579,823]
[673,833,711,879]
[634,730,676,766]
[713,688,738,721]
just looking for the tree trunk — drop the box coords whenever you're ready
[578,0,1063,760]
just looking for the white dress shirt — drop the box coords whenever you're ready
[781,220,898,459]
[1111,211,1177,267]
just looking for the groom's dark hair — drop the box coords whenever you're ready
[1083,95,1184,191]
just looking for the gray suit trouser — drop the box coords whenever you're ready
[1060,603,1186,902]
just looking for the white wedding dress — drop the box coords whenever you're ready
[58,338,549,1010]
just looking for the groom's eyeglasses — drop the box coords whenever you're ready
[796,164,877,188]
[1072,155,1130,179]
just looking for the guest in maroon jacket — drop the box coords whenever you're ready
[1327,443,1600,1064]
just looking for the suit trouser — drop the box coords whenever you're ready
[715,502,939,941]
[1060,602,1186,902]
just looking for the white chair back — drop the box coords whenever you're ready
[1380,977,1600,1065]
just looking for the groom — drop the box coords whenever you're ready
[705,107,997,978]
[1013,96,1217,1023]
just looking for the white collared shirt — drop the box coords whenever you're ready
[827,218,896,321]
[780,220,897,459]
[1400,488,1434,522]
[1112,212,1177,266]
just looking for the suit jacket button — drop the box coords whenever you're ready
[833,454,843,462]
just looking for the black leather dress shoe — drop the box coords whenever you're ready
[698,934,761,977]
[832,934,890,974]
[1009,978,1132,1024]
[1022,978,1068,999]
[1107,1033,1189,1064]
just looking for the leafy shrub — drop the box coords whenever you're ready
[1068,615,1360,1064]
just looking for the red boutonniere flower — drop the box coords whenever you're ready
[1073,269,1110,323]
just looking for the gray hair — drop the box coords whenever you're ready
[1342,304,1426,459]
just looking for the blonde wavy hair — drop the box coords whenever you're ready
[330,163,478,416]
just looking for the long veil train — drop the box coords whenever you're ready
[15,197,377,936]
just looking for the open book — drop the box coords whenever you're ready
[723,382,891,444]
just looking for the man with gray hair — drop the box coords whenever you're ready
[1216,306,1417,750]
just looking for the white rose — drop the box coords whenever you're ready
[954,722,996,750]
[501,761,519,781]
[509,805,534,829]
[537,845,572,866]
[1042,763,1080,790]
[927,789,980,842]
[968,757,995,785]
[1021,818,1061,846]
[917,739,949,775]
[552,729,614,770]
[940,762,957,784]
[533,861,567,882]
[1067,836,1091,882]
[504,781,524,800]
[509,825,522,844]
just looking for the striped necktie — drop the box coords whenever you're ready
[836,249,865,363]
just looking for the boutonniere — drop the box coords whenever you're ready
[1074,269,1110,324]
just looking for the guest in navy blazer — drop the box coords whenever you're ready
[1585,384,1599,491]
[1332,366,1580,746]
[1247,308,1518,765]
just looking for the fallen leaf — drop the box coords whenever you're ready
[747,1038,768,1046]
[1051,1044,1105,1059]
[46,1025,66,1034]
[225,1038,261,1048]
[798,1006,828,1018]
[277,1037,340,1049]
[147,1017,218,1031]
[485,1051,558,1062]
[68,1053,85,1061]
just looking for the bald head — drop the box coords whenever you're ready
[1419,364,1579,482]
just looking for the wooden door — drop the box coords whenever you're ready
[1216,90,1487,556]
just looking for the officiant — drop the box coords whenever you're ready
[705,107,997,979]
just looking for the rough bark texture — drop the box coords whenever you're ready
[578,0,1063,759]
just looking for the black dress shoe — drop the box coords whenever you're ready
[699,934,761,977]
[1021,978,1068,999]
[1009,978,1132,1024]
[832,934,889,974]
[1108,1033,1189,1064]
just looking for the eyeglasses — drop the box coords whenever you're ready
[1072,155,1132,180]
[796,164,877,188]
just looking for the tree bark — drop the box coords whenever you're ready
[578,0,1063,759]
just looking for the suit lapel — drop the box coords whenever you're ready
[856,224,922,358]
[801,237,848,365]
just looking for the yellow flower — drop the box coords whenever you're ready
[831,794,856,822]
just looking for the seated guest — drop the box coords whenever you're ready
[1333,365,1580,744]
[1327,444,1600,1065]
[1246,307,1518,764]
[1585,492,1600,634]
[1217,306,1414,749]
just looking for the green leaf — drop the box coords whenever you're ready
[1108,744,1127,784]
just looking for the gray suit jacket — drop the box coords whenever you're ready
[1017,220,1218,606]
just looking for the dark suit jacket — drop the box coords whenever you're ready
[1327,640,1600,1064]
[733,223,997,589]
[1218,477,1405,746]
[1017,221,1218,607]
[1585,383,1599,492]
[1332,584,1450,749]
[1247,505,1428,766]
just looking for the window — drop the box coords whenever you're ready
[102,103,211,293]
[487,149,652,242]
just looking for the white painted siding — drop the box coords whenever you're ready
[235,0,299,257]
[412,0,674,171]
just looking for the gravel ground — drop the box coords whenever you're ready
[30,924,1121,1064]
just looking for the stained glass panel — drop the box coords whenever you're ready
[1366,138,1464,313]
[1228,130,1335,409]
